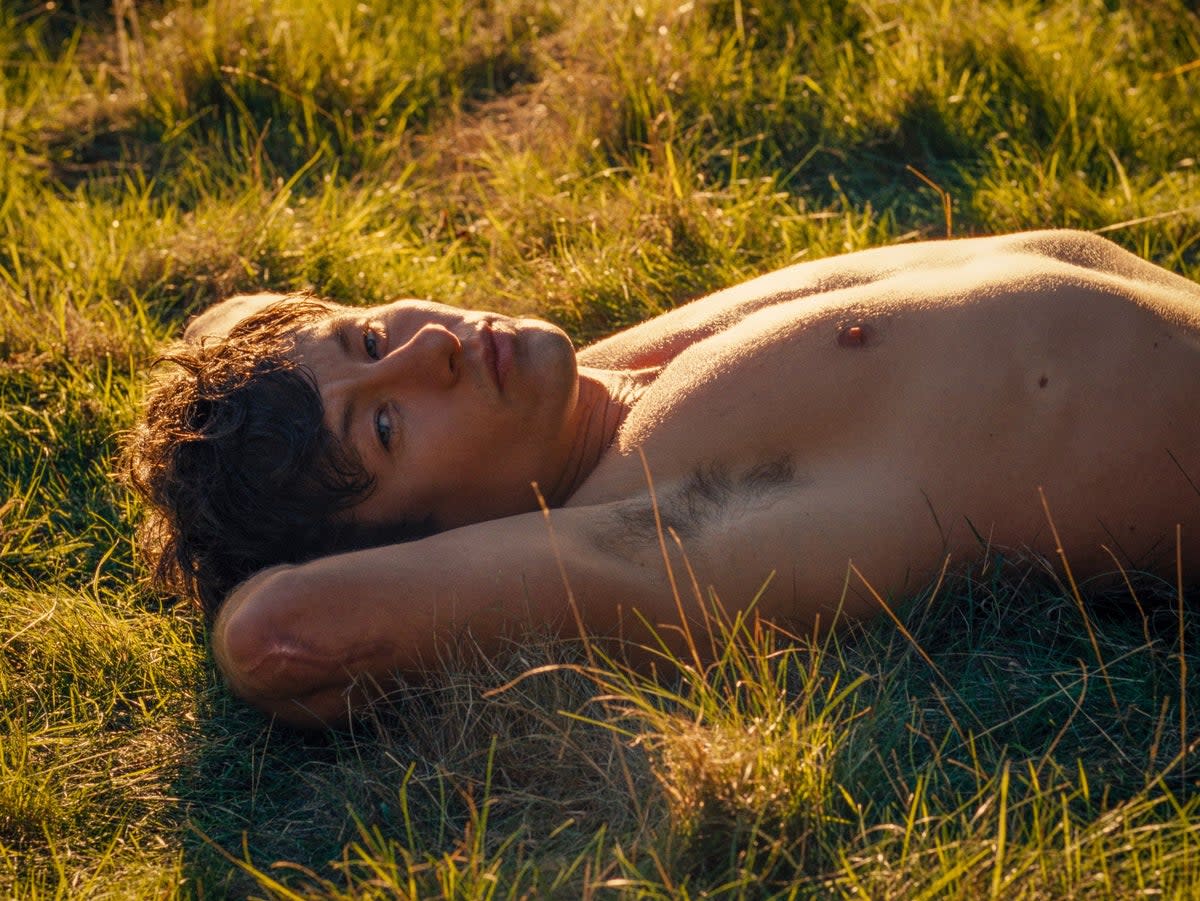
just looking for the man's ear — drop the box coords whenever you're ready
[183,293,288,343]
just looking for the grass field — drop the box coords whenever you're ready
[3,0,1200,896]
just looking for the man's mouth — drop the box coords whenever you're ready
[482,321,511,392]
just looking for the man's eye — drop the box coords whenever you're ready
[363,327,382,360]
[375,407,392,449]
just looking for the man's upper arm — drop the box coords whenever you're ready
[577,244,914,368]
[211,503,672,724]
[183,293,286,343]
[577,232,1116,369]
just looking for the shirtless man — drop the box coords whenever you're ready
[126,230,1200,727]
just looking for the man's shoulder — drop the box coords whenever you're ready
[575,231,1115,369]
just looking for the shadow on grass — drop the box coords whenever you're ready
[163,549,1200,896]
[168,636,653,897]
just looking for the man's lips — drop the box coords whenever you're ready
[481,321,511,392]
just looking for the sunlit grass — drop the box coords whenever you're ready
[2,0,1200,896]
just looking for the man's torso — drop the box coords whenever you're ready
[568,231,1200,619]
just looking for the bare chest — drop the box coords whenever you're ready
[568,301,885,505]
[566,276,1200,576]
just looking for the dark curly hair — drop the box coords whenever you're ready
[124,297,429,616]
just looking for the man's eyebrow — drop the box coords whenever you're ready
[335,318,353,357]
[336,319,357,448]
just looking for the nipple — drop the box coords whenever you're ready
[837,323,870,348]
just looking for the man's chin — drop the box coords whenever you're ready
[515,319,578,388]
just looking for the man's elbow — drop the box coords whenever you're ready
[211,567,353,728]
[183,293,286,343]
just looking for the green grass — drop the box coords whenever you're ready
[2,0,1200,896]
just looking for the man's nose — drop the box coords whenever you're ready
[369,323,462,390]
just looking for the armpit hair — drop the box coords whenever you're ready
[598,457,797,558]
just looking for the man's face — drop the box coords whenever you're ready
[289,299,581,533]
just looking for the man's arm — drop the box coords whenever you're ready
[211,503,675,728]
[577,236,985,369]
[183,293,287,343]
[576,229,1177,369]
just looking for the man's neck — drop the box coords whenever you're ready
[543,367,657,506]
